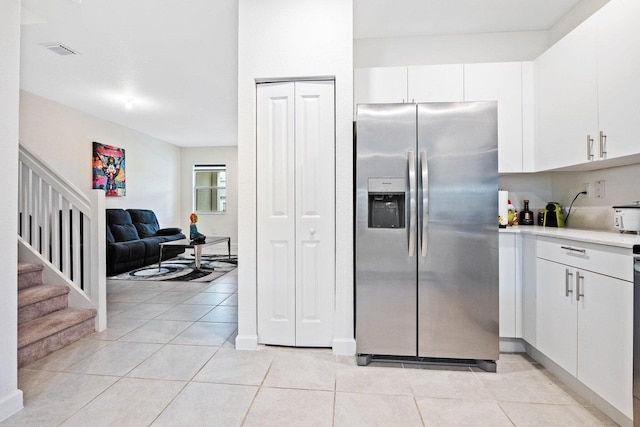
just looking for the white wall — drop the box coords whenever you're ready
[500,163,640,231]
[237,0,354,354]
[180,146,238,254]
[354,31,549,68]
[551,164,640,230]
[549,0,611,45]
[0,0,24,421]
[499,173,554,214]
[19,91,182,226]
[354,1,612,69]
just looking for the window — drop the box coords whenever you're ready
[193,164,226,213]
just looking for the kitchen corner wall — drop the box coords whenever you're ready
[499,173,554,215]
[355,31,549,68]
[19,90,182,226]
[551,163,640,231]
[500,162,640,231]
[180,146,238,254]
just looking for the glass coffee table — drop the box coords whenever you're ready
[158,236,231,271]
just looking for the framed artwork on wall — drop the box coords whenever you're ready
[92,142,126,196]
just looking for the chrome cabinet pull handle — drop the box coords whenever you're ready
[565,268,574,297]
[600,131,607,158]
[420,151,428,258]
[561,245,586,254]
[576,271,584,301]
[408,150,416,257]
[587,135,594,160]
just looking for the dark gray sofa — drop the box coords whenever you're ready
[106,209,185,276]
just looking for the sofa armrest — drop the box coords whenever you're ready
[156,227,182,236]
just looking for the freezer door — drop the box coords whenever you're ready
[355,103,418,357]
[634,257,640,400]
[417,102,499,360]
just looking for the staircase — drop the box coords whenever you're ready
[18,263,97,367]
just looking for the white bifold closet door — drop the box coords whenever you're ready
[256,80,335,347]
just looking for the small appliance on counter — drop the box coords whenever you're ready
[519,199,534,225]
[613,202,640,233]
[543,202,565,227]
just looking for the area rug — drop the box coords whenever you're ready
[109,255,237,282]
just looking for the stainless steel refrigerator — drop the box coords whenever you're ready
[355,102,499,370]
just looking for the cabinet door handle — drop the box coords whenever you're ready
[565,268,574,297]
[600,131,607,158]
[576,271,584,301]
[560,245,586,254]
[587,135,594,160]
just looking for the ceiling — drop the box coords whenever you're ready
[354,0,582,39]
[20,0,583,147]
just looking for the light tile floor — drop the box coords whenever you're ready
[1,267,620,426]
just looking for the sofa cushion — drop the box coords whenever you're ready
[106,209,140,242]
[106,240,146,276]
[127,209,160,238]
[106,225,115,244]
[110,223,140,242]
[135,223,157,238]
[156,227,182,236]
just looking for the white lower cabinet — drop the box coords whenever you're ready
[577,269,633,420]
[536,259,578,374]
[536,242,633,419]
[499,233,517,338]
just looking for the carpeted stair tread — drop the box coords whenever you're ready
[18,263,44,275]
[18,284,69,308]
[18,263,44,290]
[18,307,97,349]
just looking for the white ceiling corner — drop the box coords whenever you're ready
[20,0,586,147]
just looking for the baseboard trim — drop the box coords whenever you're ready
[0,389,23,423]
[525,342,632,427]
[235,334,258,350]
[499,337,527,353]
[332,338,356,356]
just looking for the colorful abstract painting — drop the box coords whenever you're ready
[92,142,126,196]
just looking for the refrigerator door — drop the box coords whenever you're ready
[355,103,418,357]
[634,257,640,400]
[417,102,499,360]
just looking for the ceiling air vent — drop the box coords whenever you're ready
[40,43,80,56]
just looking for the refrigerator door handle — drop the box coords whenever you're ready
[408,150,416,257]
[420,150,428,257]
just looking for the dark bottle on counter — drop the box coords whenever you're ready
[519,199,534,225]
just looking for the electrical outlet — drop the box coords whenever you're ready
[595,180,606,198]
[581,182,591,198]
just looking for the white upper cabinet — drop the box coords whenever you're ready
[354,63,532,173]
[534,17,599,171]
[595,0,640,160]
[354,67,407,117]
[534,0,640,170]
[464,62,524,173]
[408,64,463,103]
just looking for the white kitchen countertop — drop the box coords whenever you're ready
[499,225,640,249]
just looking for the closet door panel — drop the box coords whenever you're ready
[257,82,296,346]
[295,81,335,346]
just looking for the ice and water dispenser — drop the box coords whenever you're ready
[367,178,405,229]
